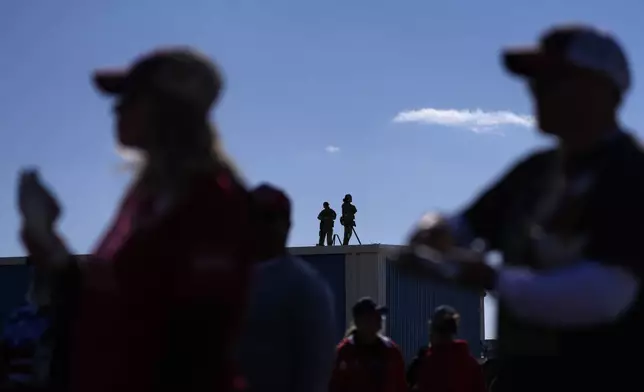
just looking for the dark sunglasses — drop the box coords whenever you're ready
[529,66,605,91]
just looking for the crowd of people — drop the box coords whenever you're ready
[1,21,644,392]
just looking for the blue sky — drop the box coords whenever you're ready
[1,0,643,338]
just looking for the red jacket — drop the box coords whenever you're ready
[24,169,253,392]
[416,340,486,392]
[329,334,407,392]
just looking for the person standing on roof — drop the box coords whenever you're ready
[401,24,644,392]
[317,202,337,246]
[414,306,486,392]
[329,297,406,392]
[340,194,357,246]
[238,184,336,392]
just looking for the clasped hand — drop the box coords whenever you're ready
[17,169,61,252]
[400,212,496,292]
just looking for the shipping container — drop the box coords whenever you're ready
[290,245,484,364]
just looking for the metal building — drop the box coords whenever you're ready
[291,244,485,364]
[0,246,485,364]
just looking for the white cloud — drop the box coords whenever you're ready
[325,145,340,153]
[392,108,534,134]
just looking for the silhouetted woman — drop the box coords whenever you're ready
[18,48,253,392]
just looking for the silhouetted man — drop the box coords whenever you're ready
[329,297,406,392]
[317,202,337,246]
[238,184,336,392]
[403,25,644,392]
[340,194,357,245]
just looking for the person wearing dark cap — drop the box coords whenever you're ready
[329,297,406,392]
[401,24,644,391]
[413,306,486,392]
[18,47,254,392]
[340,194,357,245]
[317,201,337,246]
[237,184,336,392]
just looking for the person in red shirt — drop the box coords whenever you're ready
[415,306,486,392]
[18,47,253,392]
[329,297,406,392]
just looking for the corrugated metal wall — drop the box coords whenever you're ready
[386,259,482,364]
[344,250,387,333]
[299,253,347,341]
[0,264,30,331]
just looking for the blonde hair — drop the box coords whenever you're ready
[118,122,246,190]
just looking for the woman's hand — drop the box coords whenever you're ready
[17,169,62,252]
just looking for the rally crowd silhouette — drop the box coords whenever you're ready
[2,22,644,392]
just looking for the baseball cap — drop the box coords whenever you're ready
[93,47,224,112]
[352,297,388,318]
[429,305,460,332]
[503,25,631,93]
[252,183,292,223]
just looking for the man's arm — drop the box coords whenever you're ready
[495,262,638,326]
[493,180,644,327]
[291,274,337,392]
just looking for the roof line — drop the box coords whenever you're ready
[288,244,401,256]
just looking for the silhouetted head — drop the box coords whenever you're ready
[251,183,292,260]
[323,201,330,208]
[429,305,460,343]
[352,297,387,343]
[503,25,627,142]
[92,47,234,183]
[343,194,352,203]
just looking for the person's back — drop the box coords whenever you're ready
[239,184,336,392]
[238,254,335,392]
[318,206,336,225]
[68,170,253,392]
[317,203,337,246]
[415,306,485,392]
[417,340,485,392]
